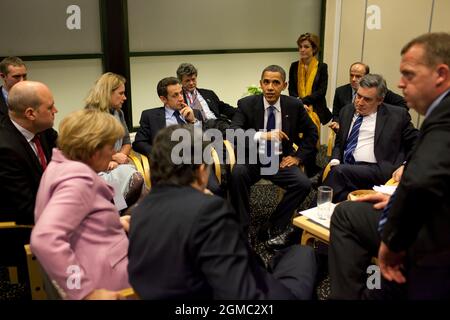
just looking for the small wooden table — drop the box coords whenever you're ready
[292,215,330,246]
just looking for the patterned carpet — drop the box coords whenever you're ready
[248,145,331,300]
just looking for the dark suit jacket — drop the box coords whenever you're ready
[0,116,57,224]
[184,88,236,120]
[332,83,408,121]
[132,107,203,157]
[128,184,302,299]
[0,86,8,118]
[231,94,318,166]
[332,103,419,181]
[288,61,332,124]
[383,93,450,266]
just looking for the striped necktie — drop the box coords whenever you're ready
[343,114,363,164]
[378,191,397,233]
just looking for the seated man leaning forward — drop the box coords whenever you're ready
[127,124,317,299]
[323,74,419,202]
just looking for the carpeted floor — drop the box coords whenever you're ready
[248,145,331,300]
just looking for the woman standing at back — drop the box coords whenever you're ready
[288,33,332,126]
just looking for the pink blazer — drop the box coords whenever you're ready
[31,149,130,299]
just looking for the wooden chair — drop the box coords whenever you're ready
[119,287,139,299]
[24,244,47,300]
[128,150,151,189]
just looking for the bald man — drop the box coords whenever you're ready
[0,81,58,225]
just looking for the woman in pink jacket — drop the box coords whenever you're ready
[31,109,130,300]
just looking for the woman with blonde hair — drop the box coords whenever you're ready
[85,72,144,210]
[31,109,130,300]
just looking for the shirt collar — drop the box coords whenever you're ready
[2,86,8,102]
[10,118,35,143]
[263,97,281,112]
[425,89,450,118]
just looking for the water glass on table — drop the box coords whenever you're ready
[317,186,333,220]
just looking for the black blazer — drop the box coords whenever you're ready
[383,93,450,266]
[183,88,236,120]
[288,61,332,124]
[132,107,203,157]
[0,86,8,118]
[231,94,318,165]
[0,116,57,224]
[332,103,419,181]
[128,184,300,299]
[332,83,408,121]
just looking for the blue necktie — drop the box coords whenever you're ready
[343,114,363,164]
[266,106,275,157]
[173,110,185,124]
[378,191,396,233]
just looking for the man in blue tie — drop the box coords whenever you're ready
[323,74,418,202]
[328,32,450,300]
[230,65,318,249]
[133,77,201,157]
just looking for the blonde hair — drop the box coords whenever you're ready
[57,109,124,162]
[84,72,126,112]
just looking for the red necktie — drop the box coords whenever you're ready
[32,135,47,170]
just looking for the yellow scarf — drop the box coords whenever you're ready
[297,57,318,99]
[297,57,320,148]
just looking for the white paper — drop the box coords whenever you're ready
[372,184,397,195]
[298,203,337,229]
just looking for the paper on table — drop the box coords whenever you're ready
[298,203,337,229]
[372,185,397,195]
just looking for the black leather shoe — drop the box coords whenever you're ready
[265,226,299,250]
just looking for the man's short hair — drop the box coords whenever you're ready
[0,56,26,75]
[176,63,198,81]
[157,77,180,98]
[401,32,450,68]
[359,74,387,99]
[350,62,370,74]
[57,109,124,163]
[151,124,210,186]
[261,65,286,82]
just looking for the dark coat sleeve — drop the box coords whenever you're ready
[192,198,296,299]
[384,90,408,109]
[132,111,155,157]
[288,61,299,97]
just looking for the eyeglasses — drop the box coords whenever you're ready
[300,33,311,38]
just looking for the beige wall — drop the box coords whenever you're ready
[26,59,103,130]
[324,0,450,131]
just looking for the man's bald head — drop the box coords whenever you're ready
[8,81,57,133]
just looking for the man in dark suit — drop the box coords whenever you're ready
[328,32,450,300]
[0,56,27,117]
[329,62,408,132]
[0,81,58,225]
[128,124,317,299]
[176,63,235,132]
[323,74,418,202]
[132,77,202,157]
[230,65,318,249]
[0,81,57,298]
[132,77,227,195]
